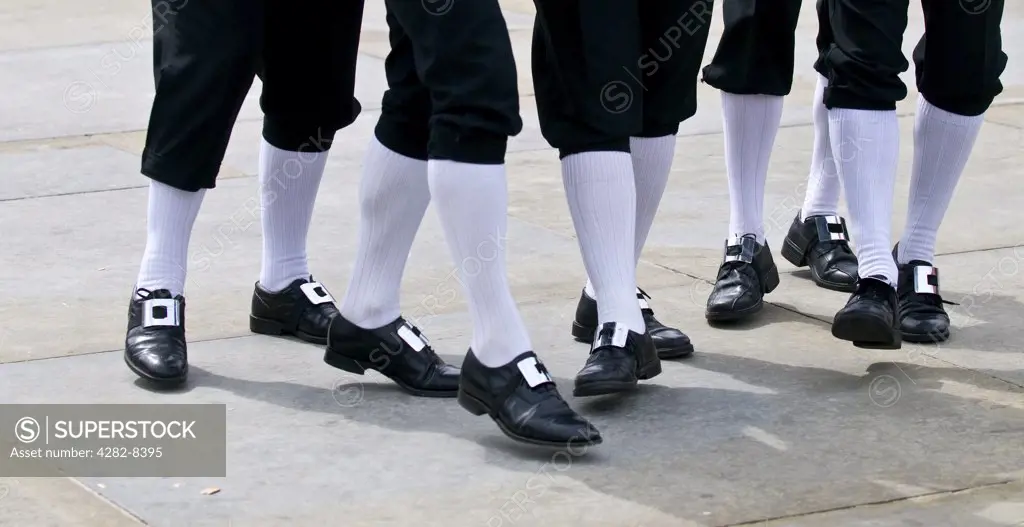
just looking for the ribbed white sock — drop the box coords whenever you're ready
[340,138,430,329]
[898,97,984,264]
[258,140,328,292]
[136,180,206,297]
[583,135,675,299]
[564,152,644,335]
[428,160,532,368]
[828,108,900,286]
[722,92,784,243]
[801,75,842,220]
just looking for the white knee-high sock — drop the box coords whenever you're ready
[136,180,206,297]
[340,138,430,329]
[428,160,532,368]
[630,136,675,258]
[722,93,784,242]
[828,109,900,286]
[898,97,984,264]
[583,135,675,299]
[258,140,328,292]
[801,75,842,220]
[564,152,644,335]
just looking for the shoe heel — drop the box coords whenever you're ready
[638,360,662,380]
[457,390,489,416]
[571,322,595,343]
[323,348,367,375]
[763,265,781,294]
[250,315,285,336]
[781,239,808,267]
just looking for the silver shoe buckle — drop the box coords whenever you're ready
[517,356,554,388]
[300,282,335,305]
[142,298,180,328]
[592,322,629,351]
[396,322,429,352]
[723,236,758,264]
[913,265,940,295]
[814,215,849,242]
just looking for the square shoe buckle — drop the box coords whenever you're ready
[396,322,429,352]
[517,356,554,388]
[142,298,180,328]
[591,322,629,351]
[300,282,335,305]
[913,265,939,295]
[814,215,849,242]
[723,235,759,264]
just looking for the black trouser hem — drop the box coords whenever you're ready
[823,88,898,111]
[558,138,631,159]
[637,122,681,138]
[429,124,507,165]
[920,93,992,118]
[141,149,220,191]
[262,114,354,153]
[374,118,429,161]
[701,72,794,97]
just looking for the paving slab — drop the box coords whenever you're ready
[2,287,1023,526]
[2,0,1024,525]
[763,481,1024,527]
[0,477,142,527]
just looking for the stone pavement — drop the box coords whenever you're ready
[1,0,1023,525]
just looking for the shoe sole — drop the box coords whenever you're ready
[458,390,603,448]
[781,238,857,293]
[124,355,187,387]
[323,346,457,398]
[704,262,780,324]
[250,315,327,345]
[832,312,902,349]
[902,328,950,343]
[705,300,763,323]
[571,322,695,359]
[573,360,662,397]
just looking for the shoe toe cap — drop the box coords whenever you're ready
[135,352,187,379]
[523,413,602,446]
[901,313,950,337]
[429,364,462,391]
[822,262,859,286]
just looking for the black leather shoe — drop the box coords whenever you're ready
[832,275,901,349]
[125,289,188,387]
[897,258,952,343]
[571,288,694,359]
[324,315,459,397]
[459,350,602,448]
[573,322,661,397]
[250,277,340,345]
[706,235,780,322]
[781,214,859,292]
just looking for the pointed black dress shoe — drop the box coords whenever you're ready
[706,235,780,322]
[897,258,952,343]
[832,275,901,349]
[459,350,602,448]
[571,287,694,359]
[324,315,460,397]
[250,277,340,345]
[781,214,859,292]
[125,288,188,387]
[573,322,661,397]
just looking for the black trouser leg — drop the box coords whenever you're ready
[142,0,262,190]
[815,0,910,111]
[702,0,802,96]
[913,0,1006,116]
[260,0,365,152]
[379,0,521,164]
